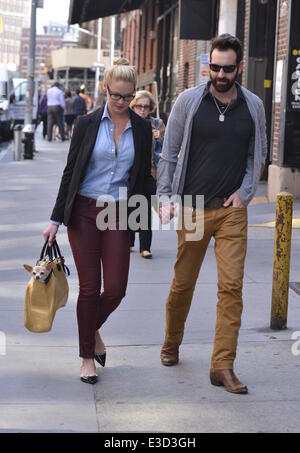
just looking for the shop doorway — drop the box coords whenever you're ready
[247,0,278,179]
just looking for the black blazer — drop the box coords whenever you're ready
[51,106,156,226]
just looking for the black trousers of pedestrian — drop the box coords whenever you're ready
[130,194,152,252]
[41,113,48,139]
[47,105,65,141]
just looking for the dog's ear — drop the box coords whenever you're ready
[24,264,33,273]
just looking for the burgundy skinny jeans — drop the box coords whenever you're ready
[67,195,130,358]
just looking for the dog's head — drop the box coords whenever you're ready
[24,260,53,282]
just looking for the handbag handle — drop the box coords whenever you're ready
[52,241,70,276]
[40,239,70,276]
[40,239,53,261]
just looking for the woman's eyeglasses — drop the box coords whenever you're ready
[107,85,135,103]
[135,104,151,111]
[209,64,237,73]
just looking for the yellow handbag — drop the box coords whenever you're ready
[24,240,70,333]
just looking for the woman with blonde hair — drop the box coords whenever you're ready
[130,90,165,258]
[43,59,155,384]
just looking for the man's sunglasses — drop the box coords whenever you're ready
[107,85,135,103]
[209,64,237,73]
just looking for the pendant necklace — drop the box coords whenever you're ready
[212,95,230,122]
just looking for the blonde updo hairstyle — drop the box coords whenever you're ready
[130,90,156,113]
[104,58,137,88]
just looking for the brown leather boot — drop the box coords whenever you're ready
[210,369,248,394]
[160,341,179,366]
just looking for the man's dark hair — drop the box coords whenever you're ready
[76,89,80,95]
[210,34,243,65]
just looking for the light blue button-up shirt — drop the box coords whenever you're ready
[47,86,66,109]
[78,104,135,202]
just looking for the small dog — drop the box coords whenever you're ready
[24,259,53,283]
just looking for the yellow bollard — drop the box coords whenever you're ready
[271,192,293,330]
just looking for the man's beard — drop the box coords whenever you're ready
[210,74,237,93]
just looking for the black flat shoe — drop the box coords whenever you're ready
[80,375,98,385]
[94,351,106,367]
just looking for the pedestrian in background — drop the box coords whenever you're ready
[47,82,65,142]
[74,89,87,117]
[38,92,48,139]
[43,58,155,385]
[130,90,165,258]
[64,90,77,140]
[157,34,267,394]
[79,85,92,112]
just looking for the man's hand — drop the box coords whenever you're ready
[223,192,245,208]
[159,204,175,224]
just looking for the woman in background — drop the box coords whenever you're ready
[129,90,165,259]
[64,90,77,140]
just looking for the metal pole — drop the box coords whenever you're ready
[271,192,293,330]
[110,16,116,66]
[24,0,37,126]
[153,81,160,118]
[13,125,23,161]
[94,18,102,107]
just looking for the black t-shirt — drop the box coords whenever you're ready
[183,83,254,207]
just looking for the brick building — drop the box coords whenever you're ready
[120,0,299,199]
[68,0,300,199]
[19,28,62,80]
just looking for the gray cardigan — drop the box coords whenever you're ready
[156,83,267,206]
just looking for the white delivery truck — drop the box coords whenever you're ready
[0,65,39,140]
[10,78,39,126]
[0,64,14,140]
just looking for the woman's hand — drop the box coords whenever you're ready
[159,204,175,224]
[153,129,161,140]
[43,223,58,246]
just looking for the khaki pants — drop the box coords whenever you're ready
[165,206,248,370]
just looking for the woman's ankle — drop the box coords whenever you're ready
[95,331,105,354]
[80,358,96,376]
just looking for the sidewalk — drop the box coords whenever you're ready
[0,128,300,433]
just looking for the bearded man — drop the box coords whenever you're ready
[157,34,267,394]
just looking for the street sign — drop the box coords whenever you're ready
[92,62,105,76]
[289,49,300,111]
